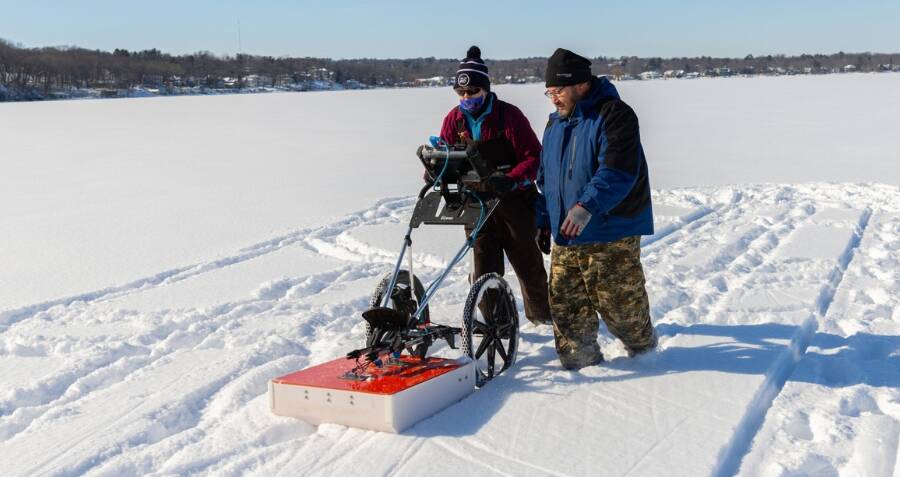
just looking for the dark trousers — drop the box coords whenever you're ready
[466,188,552,324]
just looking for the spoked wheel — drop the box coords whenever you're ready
[366,270,429,347]
[461,273,519,387]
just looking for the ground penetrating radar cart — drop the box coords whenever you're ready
[269,142,522,432]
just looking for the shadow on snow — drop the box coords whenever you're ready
[408,322,899,437]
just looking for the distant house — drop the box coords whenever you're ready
[128,87,156,98]
[343,79,367,89]
[639,71,662,80]
[275,75,294,87]
[663,70,685,79]
[842,64,857,73]
[683,72,701,79]
[244,74,273,88]
[308,67,333,81]
[414,76,446,87]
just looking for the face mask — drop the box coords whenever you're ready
[459,95,485,112]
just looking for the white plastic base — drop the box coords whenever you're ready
[269,356,475,433]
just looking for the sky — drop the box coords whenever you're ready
[1,0,899,59]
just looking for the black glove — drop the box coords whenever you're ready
[487,173,516,193]
[536,227,551,254]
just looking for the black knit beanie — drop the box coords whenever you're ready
[545,48,593,87]
[455,46,490,90]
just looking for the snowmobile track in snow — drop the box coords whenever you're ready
[711,207,873,477]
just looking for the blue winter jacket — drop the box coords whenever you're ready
[536,76,654,245]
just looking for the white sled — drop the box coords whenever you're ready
[269,355,474,433]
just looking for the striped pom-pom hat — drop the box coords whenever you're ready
[454,46,490,91]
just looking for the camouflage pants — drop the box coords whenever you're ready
[549,236,655,369]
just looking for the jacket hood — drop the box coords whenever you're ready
[583,75,620,105]
[550,76,620,121]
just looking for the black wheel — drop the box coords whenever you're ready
[366,270,428,346]
[461,273,519,387]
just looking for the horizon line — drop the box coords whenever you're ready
[2,38,898,62]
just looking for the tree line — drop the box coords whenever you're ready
[1,38,897,99]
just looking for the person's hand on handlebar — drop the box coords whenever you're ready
[487,173,516,193]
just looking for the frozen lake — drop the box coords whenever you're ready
[0,73,898,476]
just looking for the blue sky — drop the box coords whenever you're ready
[1,1,898,59]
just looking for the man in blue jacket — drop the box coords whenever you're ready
[536,48,657,369]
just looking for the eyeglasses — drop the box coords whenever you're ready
[455,87,482,97]
[544,86,568,98]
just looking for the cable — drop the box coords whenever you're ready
[467,191,487,244]
[432,143,451,188]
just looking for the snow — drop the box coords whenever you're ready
[1,74,899,476]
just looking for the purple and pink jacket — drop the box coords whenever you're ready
[439,93,542,184]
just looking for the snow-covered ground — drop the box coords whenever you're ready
[0,74,898,476]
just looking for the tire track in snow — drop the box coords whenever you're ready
[711,208,872,477]
[303,428,387,477]
[666,199,820,325]
[43,362,278,477]
[641,189,793,323]
[258,426,384,477]
[117,357,316,477]
[0,196,415,333]
[0,264,347,419]
[351,435,424,477]
[12,286,372,477]
[431,437,567,476]
[641,188,744,255]
[622,414,692,477]
[641,194,755,275]
[0,262,383,451]
[593,192,741,324]
[814,209,875,317]
[198,436,312,477]
[641,206,717,249]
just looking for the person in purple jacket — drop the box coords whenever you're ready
[438,45,551,326]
